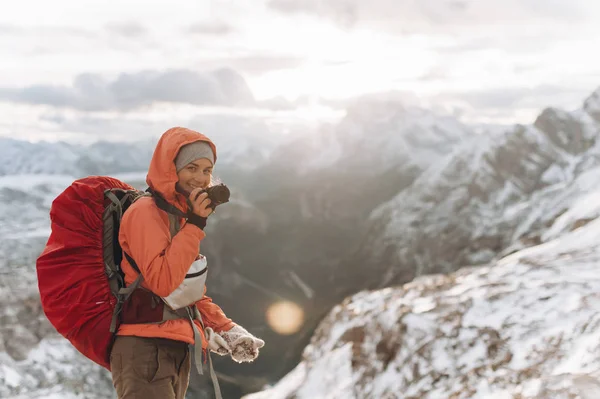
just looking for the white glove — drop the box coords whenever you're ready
[204,327,231,356]
[218,325,265,363]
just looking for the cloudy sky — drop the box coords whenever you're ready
[1,0,599,142]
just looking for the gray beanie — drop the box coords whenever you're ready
[175,141,215,172]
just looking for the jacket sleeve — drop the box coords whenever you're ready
[196,289,235,332]
[119,199,206,297]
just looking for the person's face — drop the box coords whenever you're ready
[176,158,213,196]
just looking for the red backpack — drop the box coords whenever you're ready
[36,176,146,369]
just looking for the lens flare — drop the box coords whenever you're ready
[266,301,304,335]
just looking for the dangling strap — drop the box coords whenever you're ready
[184,306,205,376]
[185,306,222,399]
[207,339,221,399]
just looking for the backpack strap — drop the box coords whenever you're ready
[186,306,223,399]
[168,213,180,239]
[146,187,186,218]
[123,251,142,274]
[110,272,144,332]
[146,187,207,230]
[104,190,145,333]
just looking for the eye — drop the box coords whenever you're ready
[187,166,197,172]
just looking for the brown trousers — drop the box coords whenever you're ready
[110,336,191,399]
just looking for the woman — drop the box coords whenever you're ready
[110,126,264,399]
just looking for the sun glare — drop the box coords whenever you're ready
[250,30,435,101]
[266,300,305,335]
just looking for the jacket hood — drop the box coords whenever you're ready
[146,127,217,213]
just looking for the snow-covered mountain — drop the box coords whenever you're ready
[355,89,600,290]
[269,93,473,176]
[0,139,151,176]
[245,196,600,399]
[0,119,287,177]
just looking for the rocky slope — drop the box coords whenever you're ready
[246,200,600,399]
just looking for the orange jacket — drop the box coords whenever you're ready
[117,127,234,347]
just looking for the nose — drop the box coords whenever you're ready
[193,174,210,188]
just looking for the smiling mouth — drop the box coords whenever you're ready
[188,184,207,192]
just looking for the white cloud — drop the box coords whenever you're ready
[428,85,594,125]
[268,0,600,33]
[186,21,234,36]
[105,21,147,38]
[0,0,599,141]
[0,69,256,110]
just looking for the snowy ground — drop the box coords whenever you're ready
[245,198,600,399]
[0,338,114,399]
